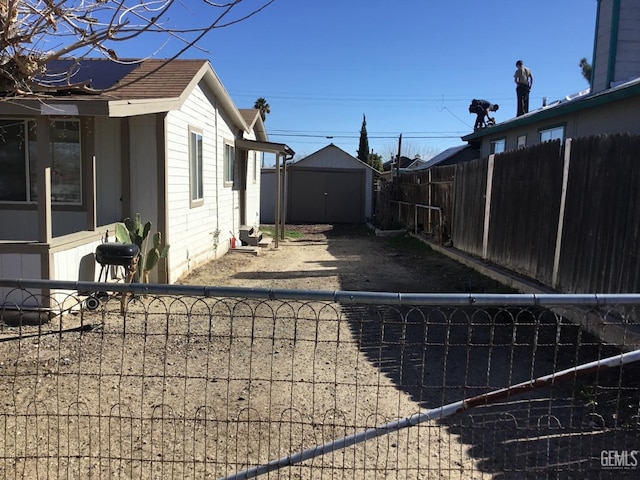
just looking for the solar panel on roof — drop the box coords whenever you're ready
[35,59,140,90]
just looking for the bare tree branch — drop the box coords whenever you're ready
[0,0,276,96]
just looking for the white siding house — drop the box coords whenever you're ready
[0,58,293,304]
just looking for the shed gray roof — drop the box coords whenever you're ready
[412,145,473,171]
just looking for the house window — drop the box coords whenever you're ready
[490,138,506,154]
[49,120,81,204]
[189,129,203,204]
[0,119,81,204]
[517,135,527,149]
[0,120,31,202]
[539,125,565,143]
[224,142,235,184]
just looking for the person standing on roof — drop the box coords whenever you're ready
[514,60,533,116]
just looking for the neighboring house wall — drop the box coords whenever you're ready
[568,95,640,137]
[469,0,640,159]
[616,1,640,83]
[478,93,640,158]
[593,0,615,93]
[592,0,640,93]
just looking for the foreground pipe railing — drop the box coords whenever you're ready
[2,279,640,307]
[220,348,640,480]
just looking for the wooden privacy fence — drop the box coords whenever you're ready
[393,165,456,242]
[393,134,640,296]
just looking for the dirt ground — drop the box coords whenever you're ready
[1,224,634,479]
[179,224,512,294]
[176,223,514,479]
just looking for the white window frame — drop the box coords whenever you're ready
[189,128,203,206]
[490,138,506,154]
[517,135,527,149]
[539,125,565,143]
[224,142,235,185]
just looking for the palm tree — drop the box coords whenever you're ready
[254,97,271,122]
[579,57,592,84]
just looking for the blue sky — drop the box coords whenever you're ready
[123,0,597,162]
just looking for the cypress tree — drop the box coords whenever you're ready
[357,114,370,164]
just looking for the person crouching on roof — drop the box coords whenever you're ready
[472,100,499,130]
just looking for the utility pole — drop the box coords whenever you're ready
[395,134,402,186]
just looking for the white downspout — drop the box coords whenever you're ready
[215,98,220,249]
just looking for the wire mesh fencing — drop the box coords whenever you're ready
[0,280,639,479]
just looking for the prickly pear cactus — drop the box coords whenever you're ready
[115,213,169,283]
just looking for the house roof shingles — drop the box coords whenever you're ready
[239,109,261,129]
[34,58,209,101]
[0,58,251,131]
[104,59,208,100]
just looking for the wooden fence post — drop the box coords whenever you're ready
[482,155,495,260]
[552,138,572,289]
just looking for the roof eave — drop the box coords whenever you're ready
[236,138,294,157]
[199,63,249,133]
[0,97,111,116]
[107,98,182,117]
[253,115,268,142]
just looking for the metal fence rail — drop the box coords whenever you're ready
[0,280,639,479]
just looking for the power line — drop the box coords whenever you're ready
[269,129,466,134]
[231,91,518,103]
[267,132,466,140]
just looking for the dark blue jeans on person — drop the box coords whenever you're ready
[517,84,530,116]
[474,110,485,130]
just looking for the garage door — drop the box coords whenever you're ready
[287,169,364,223]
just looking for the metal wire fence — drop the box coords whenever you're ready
[0,279,639,479]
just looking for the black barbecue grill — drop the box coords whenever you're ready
[86,243,140,310]
[96,243,140,267]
